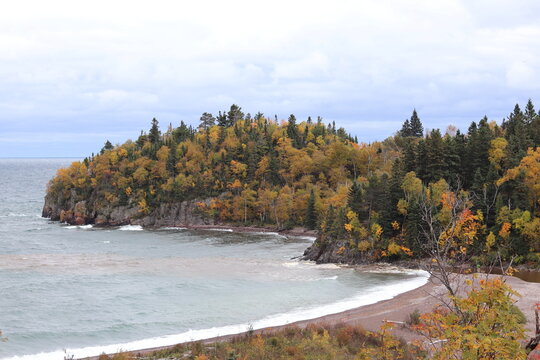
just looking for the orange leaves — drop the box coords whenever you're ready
[439,208,482,247]
[499,222,512,240]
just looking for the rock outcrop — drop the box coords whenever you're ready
[302,236,372,264]
[42,193,214,228]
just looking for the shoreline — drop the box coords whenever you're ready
[77,269,432,360]
[67,221,319,240]
[77,273,540,360]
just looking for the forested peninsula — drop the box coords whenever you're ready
[43,103,540,268]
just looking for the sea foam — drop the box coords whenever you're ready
[65,224,93,230]
[2,270,429,360]
[117,225,143,231]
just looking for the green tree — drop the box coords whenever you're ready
[305,189,317,230]
[148,118,161,145]
[198,112,215,130]
[409,109,423,137]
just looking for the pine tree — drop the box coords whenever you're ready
[216,111,227,127]
[305,189,317,230]
[227,104,244,126]
[199,112,216,130]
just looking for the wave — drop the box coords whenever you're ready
[64,224,93,230]
[159,227,188,231]
[0,213,37,218]
[117,225,143,231]
[287,235,317,242]
[282,261,341,270]
[205,228,233,232]
[1,271,428,360]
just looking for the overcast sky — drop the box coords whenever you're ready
[1,0,540,157]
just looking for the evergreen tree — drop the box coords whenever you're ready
[286,114,302,148]
[100,140,113,154]
[524,99,536,125]
[415,139,429,183]
[305,189,317,230]
[227,104,244,126]
[199,112,216,130]
[403,141,416,173]
[347,181,363,216]
[409,109,424,137]
[504,104,531,167]
[216,111,227,127]
[400,119,412,137]
[167,145,177,177]
[148,118,161,145]
[426,129,445,182]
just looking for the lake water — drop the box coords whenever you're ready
[0,158,428,360]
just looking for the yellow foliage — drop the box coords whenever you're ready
[488,137,508,169]
[371,223,383,241]
[485,231,496,252]
[358,240,371,252]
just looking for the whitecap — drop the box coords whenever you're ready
[64,224,93,230]
[287,235,317,242]
[117,225,143,231]
[0,213,30,218]
[160,227,188,231]
[206,228,233,232]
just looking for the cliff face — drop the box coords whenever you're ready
[42,195,214,228]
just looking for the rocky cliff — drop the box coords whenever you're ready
[42,193,214,228]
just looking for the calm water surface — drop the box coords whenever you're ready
[0,159,427,359]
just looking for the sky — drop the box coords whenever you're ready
[1,0,540,157]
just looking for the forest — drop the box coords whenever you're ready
[46,102,540,267]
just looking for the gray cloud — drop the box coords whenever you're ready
[1,0,540,156]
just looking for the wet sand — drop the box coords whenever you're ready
[79,273,540,359]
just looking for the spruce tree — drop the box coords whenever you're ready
[148,118,161,145]
[415,139,429,183]
[100,140,113,154]
[286,114,302,148]
[426,129,445,182]
[409,109,424,137]
[347,181,363,216]
[305,189,317,230]
[400,119,412,137]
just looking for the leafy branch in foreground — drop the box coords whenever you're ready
[413,277,527,360]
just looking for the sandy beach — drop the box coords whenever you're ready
[79,272,540,359]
